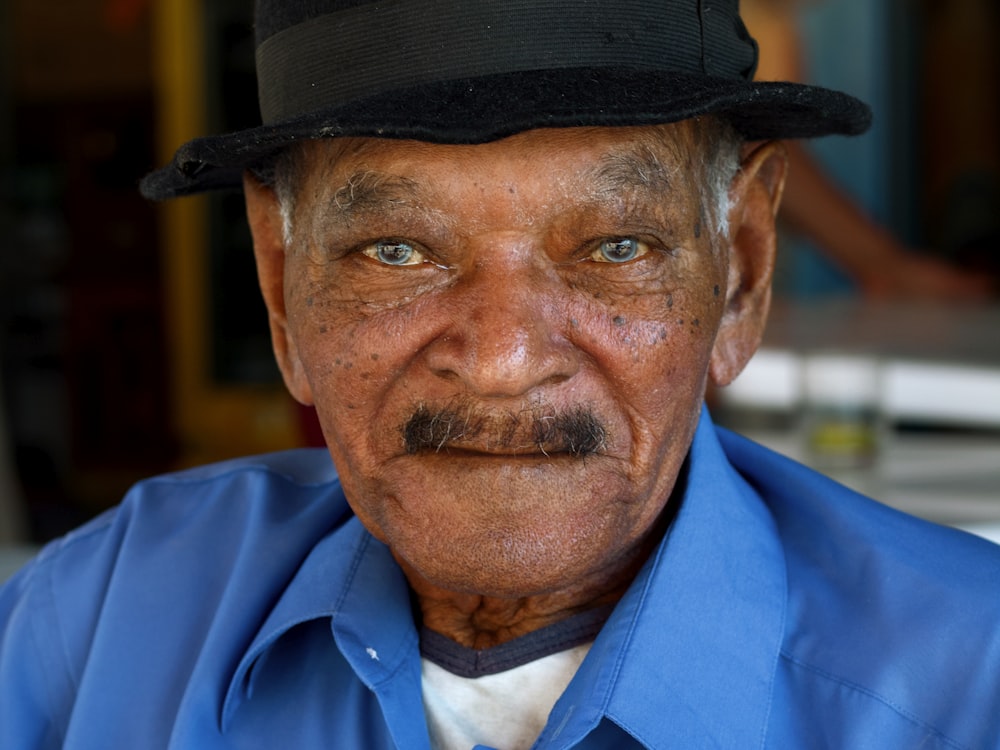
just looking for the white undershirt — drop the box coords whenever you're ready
[421,642,592,750]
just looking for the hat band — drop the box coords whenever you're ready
[256,0,758,125]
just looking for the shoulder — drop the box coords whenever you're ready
[18,448,346,582]
[16,447,349,592]
[0,449,352,713]
[112,447,346,536]
[5,446,349,595]
[0,449,355,744]
[740,0,806,83]
[139,446,342,488]
[717,426,1000,588]
[717,427,1000,746]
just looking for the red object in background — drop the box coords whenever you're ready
[104,0,149,33]
[298,403,326,448]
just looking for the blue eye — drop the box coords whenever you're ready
[593,237,645,263]
[363,240,425,266]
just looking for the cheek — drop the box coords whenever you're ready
[286,271,444,466]
[585,275,724,373]
[289,264,389,374]
[285,287,386,428]
[575,277,724,456]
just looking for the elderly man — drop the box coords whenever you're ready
[2,1,999,748]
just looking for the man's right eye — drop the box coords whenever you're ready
[362,240,426,266]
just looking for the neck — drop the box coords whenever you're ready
[396,538,658,650]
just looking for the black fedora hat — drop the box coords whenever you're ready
[140,0,871,200]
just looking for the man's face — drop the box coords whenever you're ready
[249,124,775,599]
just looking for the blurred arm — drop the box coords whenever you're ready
[743,0,994,299]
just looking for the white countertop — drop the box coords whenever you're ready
[740,429,1000,532]
[721,298,999,542]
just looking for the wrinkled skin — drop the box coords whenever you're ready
[245,124,786,647]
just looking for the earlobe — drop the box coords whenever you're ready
[243,172,315,406]
[709,141,788,387]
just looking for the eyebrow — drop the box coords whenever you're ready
[324,140,680,222]
[591,142,679,198]
[327,170,422,221]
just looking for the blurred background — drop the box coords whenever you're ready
[0,0,998,556]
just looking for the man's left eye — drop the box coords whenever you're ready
[590,238,648,263]
[362,240,426,266]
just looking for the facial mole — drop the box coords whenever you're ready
[613,315,626,327]
[306,296,314,307]
[666,293,674,309]
[371,353,380,361]
[713,284,720,297]
[693,220,702,238]
[570,318,579,328]
[319,325,328,334]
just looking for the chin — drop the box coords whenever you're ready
[392,516,635,599]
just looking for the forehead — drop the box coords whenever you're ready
[291,123,704,210]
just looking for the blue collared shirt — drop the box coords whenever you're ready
[2,410,999,749]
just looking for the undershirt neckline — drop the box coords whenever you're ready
[418,604,614,678]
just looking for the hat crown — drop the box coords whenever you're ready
[255,0,370,46]
[254,0,752,50]
[253,0,758,126]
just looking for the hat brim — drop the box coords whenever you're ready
[140,68,871,200]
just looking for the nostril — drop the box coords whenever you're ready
[540,371,573,388]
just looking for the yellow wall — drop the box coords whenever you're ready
[152,0,300,467]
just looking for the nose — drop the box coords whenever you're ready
[424,256,580,398]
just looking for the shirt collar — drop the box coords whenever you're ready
[222,515,416,730]
[540,408,788,747]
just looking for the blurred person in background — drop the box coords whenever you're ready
[742,0,997,300]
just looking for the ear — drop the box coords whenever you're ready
[243,172,314,405]
[709,141,787,386]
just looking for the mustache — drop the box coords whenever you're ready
[402,401,609,457]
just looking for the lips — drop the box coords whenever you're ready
[414,440,583,458]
